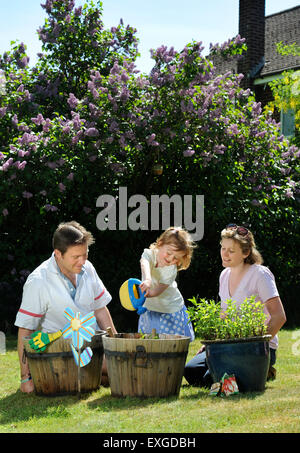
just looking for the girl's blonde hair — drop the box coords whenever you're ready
[220,227,263,265]
[150,226,196,270]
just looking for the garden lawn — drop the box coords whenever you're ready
[0,329,299,433]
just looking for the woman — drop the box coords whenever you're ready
[184,224,286,387]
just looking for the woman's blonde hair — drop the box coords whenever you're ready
[220,226,263,265]
[150,226,196,270]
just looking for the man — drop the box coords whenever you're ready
[15,221,117,393]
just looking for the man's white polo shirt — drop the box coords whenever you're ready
[15,253,112,333]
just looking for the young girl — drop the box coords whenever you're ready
[138,227,196,339]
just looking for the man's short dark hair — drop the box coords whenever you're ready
[52,221,95,255]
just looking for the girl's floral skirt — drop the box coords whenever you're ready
[138,305,195,341]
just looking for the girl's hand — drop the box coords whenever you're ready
[140,279,152,296]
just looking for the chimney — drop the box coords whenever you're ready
[238,0,265,87]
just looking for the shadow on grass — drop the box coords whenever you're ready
[0,390,81,425]
[0,381,272,426]
[87,392,182,412]
[86,381,268,413]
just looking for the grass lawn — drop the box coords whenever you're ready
[0,329,299,433]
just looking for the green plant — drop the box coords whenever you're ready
[187,295,268,341]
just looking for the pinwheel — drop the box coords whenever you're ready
[61,307,96,368]
[61,307,97,395]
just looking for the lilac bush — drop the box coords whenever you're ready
[0,0,299,330]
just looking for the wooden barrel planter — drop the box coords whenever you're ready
[23,331,105,396]
[103,333,190,398]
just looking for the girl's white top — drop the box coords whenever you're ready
[141,248,184,314]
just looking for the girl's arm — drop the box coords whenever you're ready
[147,283,169,298]
[140,258,168,297]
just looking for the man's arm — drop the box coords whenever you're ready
[17,327,35,393]
[94,306,117,335]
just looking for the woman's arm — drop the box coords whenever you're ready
[265,296,286,338]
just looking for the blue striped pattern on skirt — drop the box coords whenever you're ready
[138,305,195,341]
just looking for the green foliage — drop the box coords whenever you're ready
[267,41,300,147]
[187,295,268,341]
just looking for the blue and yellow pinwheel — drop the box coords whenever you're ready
[62,307,96,349]
[62,307,96,367]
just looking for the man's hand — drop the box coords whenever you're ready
[20,376,34,393]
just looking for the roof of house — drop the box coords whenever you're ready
[211,5,300,80]
[261,6,300,77]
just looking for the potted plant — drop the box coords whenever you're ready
[187,296,271,392]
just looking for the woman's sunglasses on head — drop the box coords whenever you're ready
[226,223,249,237]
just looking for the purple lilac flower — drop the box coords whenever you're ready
[83,207,92,214]
[183,149,195,157]
[19,132,38,145]
[44,204,58,212]
[213,144,226,154]
[284,189,294,199]
[31,113,45,126]
[62,126,71,134]
[58,183,66,192]
[22,191,33,199]
[41,0,53,13]
[1,157,13,171]
[2,209,8,216]
[147,134,156,145]
[43,118,52,133]
[67,93,79,109]
[85,128,99,137]
[227,124,239,135]
[18,56,30,68]
[47,162,58,169]
[14,161,27,170]
[0,107,7,118]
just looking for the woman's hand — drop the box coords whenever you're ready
[196,345,206,354]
